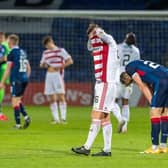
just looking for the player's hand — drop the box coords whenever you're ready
[0,82,5,89]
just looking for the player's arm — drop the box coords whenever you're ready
[87,39,93,51]
[95,28,113,44]
[132,72,152,103]
[0,45,7,63]
[27,61,31,78]
[39,52,49,69]
[63,57,73,68]
[0,62,12,86]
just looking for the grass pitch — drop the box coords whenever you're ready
[0,106,167,168]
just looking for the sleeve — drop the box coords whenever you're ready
[95,28,113,44]
[7,50,14,62]
[61,48,71,60]
[0,46,6,58]
[87,39,93,51]
[40,52,46,64]
[136,48,141,60]
[126,64,136,77]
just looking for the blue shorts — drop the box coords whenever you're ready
[11,81,28,97]
[151,79,168,108]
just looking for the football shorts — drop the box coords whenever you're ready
[93,81,116,113]
[11,81,28,97]
[44,72,65,95]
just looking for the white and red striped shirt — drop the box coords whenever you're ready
[88,28,119,83]
[40,47,71,68]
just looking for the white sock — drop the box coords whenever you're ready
[122,105,130,122]
[50,102,60,121]
[111,103,122,122]
[102,122,112,152]
[160,143,167,148]
[59,102,67,121]
[84,119,101,150]
[152,145,159,150]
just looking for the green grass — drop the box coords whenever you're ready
[0,106,167,168]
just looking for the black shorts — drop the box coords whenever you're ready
[151,78,168,108]
[11,81,28,97]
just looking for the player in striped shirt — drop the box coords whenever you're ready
[40,36,73,124]
[72,23,120,156]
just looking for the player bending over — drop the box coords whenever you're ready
[0,34,31,129]
[40,36,73,124]
[120,60,168,154]
[113,32,140,133]
[72,23,120,156]
[0,32,10,121]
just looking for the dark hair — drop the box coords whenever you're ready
[42,36,54,46]
[0,32,5,36]
[125,32,136,45]
[8,34,19,45]
[87,23,99,35]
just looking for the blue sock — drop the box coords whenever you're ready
[20,103,28,117]
[151,118,160,146]
[14,106,20,125]
[161,116,168,144]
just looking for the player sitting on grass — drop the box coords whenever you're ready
[120,60,168,154]
[40,36,73,124]
[0,34,31,129]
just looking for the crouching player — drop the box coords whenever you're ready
[120,60,168,153]
[0,34,31,129]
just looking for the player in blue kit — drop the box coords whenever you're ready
[0,34,31,129]
[120,60,168,154]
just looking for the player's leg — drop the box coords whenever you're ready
[57,93,67,123]
[121,84,133,132]
[12,96,22,129]
[44,72,60,123]
[55,73,66,123]
[92,83,115,156]
[160,108,168,153]
[144,107,162,154]
[0,64,8,120]
[72,82,106,156]
[48,94,60,123]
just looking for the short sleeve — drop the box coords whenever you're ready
[126,63,136,77]
[61,48,71,60]
[40,52,46,64]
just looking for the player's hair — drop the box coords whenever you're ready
[87,23,99,35]
[120,72,133,85]
[8,34,19,45]
[42,36,54,46]
[124,32,136,45]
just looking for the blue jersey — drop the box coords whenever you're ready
[126,60,168,85]
[7,46,29,82]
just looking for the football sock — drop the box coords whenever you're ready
[84,119,101,150]
[160,116,168,144]
[122,105,130,122]
[111,103,122,122]
[59,102,67,121]
[50,102,60,121]
[20,103,28,117]
[102,122,112,152]
[14,106,21,125]
[151,117,160,146]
